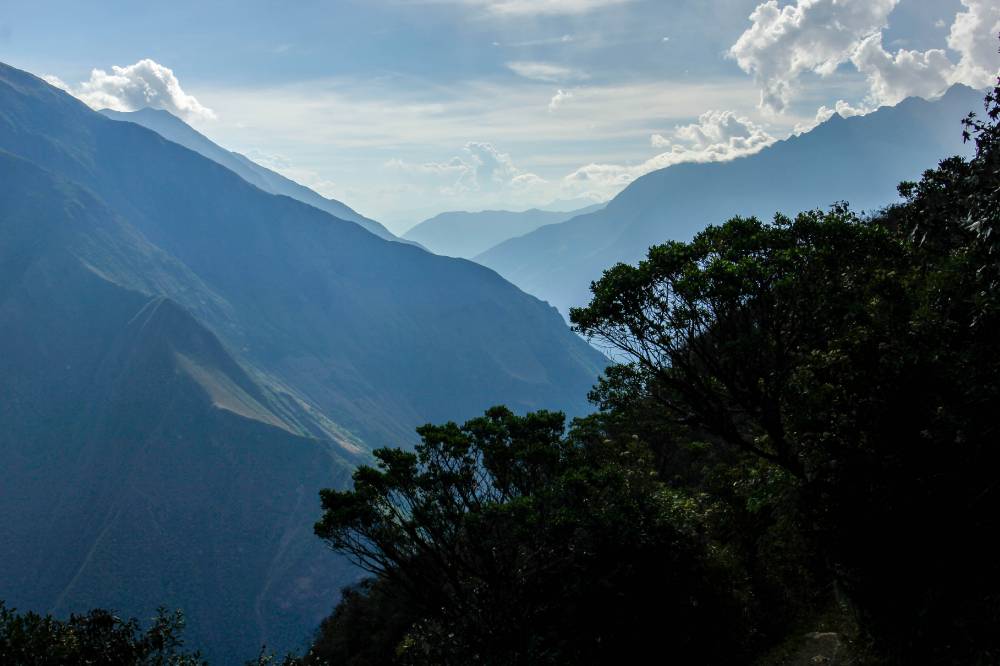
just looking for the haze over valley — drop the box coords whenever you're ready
[1,0,999,663]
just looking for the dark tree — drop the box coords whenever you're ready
[313,406,746,665]
[571,76,1000,660]
[0,602,205,665]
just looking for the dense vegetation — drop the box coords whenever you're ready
[303,79,1000,664]
[0,603,205,665]
[3,65,998,666]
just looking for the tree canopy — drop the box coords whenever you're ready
[309,74,1000,665]
[313,406,745,665]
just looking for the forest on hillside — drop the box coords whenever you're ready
[3,68,999,666]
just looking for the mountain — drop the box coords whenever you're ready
[538,197,607,213]
[100,107,400,243]
[474,86,982,319]
[0,62,606,662]
[402,203,604,258]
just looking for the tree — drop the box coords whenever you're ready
[570,85,1000,659]
[309,49,1000,666]
[0,602,205,665]
[313,406,745,665]
[572,205,910,483]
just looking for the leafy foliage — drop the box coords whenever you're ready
[0,602,204,665]
[306,75,1000,666]
[313,406,746,664]
[570,73,1000,662]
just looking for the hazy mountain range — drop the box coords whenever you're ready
[100,107,400,243]
[402,203,604,259]
[0,63,606,662]
[475,85,982,319]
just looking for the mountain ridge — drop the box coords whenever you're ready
[403,203,605,258]
[0,61,606,662]
[99,106,402,243]
[474,85,983,318]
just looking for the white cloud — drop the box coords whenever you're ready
[731,0,998,138]
[548,88,573,112]
[795,98,871,134]
[805,0,998,118]
[817,99,868,121]
[948,0,1000,88]
[729,0,899,113]
[52,59,215,121]
[198,75,769,222]
[388,142,548,199]
[851,33,954,107]
[41,74,71,92]
[563,110,775,200]
[507,61,588,82]
[671,110,775,153]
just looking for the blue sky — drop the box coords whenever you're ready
[1,0,996,231]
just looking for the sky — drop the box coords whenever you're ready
[1,0,998,232]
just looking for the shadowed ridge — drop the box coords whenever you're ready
[100,106,406,244]
[0,59,608,660]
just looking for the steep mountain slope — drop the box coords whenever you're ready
[403,203,604,258]
[100,107,399,243]
[0,152,362,661]
[0,63,606,661]
[475,86,982,318]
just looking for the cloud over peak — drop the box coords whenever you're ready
[729,0,899,113]
[729,0,999,127]
[566,109,775,200]
[48,59,215,121]
[851,34,954,107]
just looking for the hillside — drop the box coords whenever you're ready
[100,107,400,243]
[0,62,606,662]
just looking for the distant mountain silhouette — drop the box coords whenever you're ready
[101,107,401,243]
[0,62,606,662]
[475,86,982,319]
[403,203,604,258]
[538,197,608,212]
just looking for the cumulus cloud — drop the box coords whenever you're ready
[816,99,868,121]
[48,59,215,121]
[548,89,573,112]
[948,0,1000,88]
[851,33,954,107]
[729,0,899,112]
[387,142,548,199]
[808,0,996,117]
[730,0,998,134]
[507,61,588,82]
[563,110,775,200]
[670,110,775,153]
[794,99,871,134]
